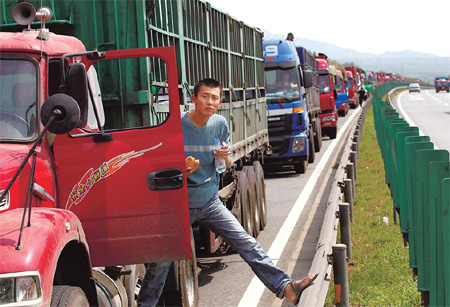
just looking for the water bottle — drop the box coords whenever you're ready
[214,138,226,173]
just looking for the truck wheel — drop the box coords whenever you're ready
[51,286,89,307]
[92,268,128,306]
[328,127,337,139]
[179,229,199,307]
[244,165,260,238]
[157,230,198,307]
[253,161,267,230]
[294,157,307,174]
[308,127,315,164]
[237,170,254,236]
[123,264,146,307]
[314,119,322,152]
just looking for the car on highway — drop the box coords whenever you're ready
[409,82,421,93]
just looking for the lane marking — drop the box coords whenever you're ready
[238,107,361,307]
[396,90,439,149]
[271,153,336,307]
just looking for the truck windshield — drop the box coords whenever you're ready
[319,74,331,94]
[348,77,354,89]
[265,67,300,102]
[0,59,38,141]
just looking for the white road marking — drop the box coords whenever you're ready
[237,107,361,307]
[396,90,439,149]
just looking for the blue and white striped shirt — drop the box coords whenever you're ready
[181,112,230,208]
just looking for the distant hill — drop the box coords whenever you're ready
[262,31,450,83]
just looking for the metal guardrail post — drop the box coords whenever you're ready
[346,163,355,198]
[333,244,349,307]
[339,203,352,259]
[350,151,357,181]
[351,142,358,157]
[344,179,353,221]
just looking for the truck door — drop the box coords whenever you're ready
[52,47,191,267]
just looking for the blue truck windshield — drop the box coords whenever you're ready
[265,67,300,101]
[0,59,38,141]
[319,74,331,94]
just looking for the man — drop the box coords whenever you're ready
[137,78,318,306]
[358,86,366,107]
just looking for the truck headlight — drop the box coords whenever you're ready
[292,138,305,153]
[16,277,39,301]
[0,272,41,304]
[322,115,335,122]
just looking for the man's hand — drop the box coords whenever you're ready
[214,144,232,169]
[186,167,195,178]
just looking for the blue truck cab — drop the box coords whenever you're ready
[334,72,349,116]
[263,39,314,174]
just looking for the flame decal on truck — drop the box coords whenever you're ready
[66,143,162,210]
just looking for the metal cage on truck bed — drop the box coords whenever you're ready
[1,0,269,162]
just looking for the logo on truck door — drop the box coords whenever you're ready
[66,143,162,210]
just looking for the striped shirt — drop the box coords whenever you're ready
[182,112,230,208]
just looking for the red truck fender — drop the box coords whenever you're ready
[0,208,93,306]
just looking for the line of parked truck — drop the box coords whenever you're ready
[0,1,405,306]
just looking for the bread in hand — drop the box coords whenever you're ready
[186,156,200,172]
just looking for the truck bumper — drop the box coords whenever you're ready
[263,133,308,167]
[319,112,337,128]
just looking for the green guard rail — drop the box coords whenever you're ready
[372,85,450,305]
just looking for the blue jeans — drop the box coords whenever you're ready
[137,193,291,306]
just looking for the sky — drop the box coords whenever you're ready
[206,0,450,57]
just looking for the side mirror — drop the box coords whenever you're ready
[41,94,80,134]
[303,70,313,88]
[65,63,88,128]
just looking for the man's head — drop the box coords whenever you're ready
[191,78,223,119]
[193,78,223,98]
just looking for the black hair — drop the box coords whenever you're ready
[193,78,223,97]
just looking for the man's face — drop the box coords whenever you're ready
[192,85,222,117]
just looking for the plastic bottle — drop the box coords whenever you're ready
[214,138,226,173]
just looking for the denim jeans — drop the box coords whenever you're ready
[137,193,291,306]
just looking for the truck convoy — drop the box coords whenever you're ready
[434,77,450,93]
[315,54,338,139]
[262,38,321,174]
[334,69,349,116]
[0,0,269,306]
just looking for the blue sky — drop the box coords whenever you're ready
[206,0,450,57]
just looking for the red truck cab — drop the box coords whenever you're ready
[0,6,191,305]
[315,54,337,139]
[345,70,357,108]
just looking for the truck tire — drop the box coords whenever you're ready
[237,170,254,236]
[308,127,315,164]
[51,286,89,307]
[314,119,322,152]
[157,230,198,307]
[253,161,267,230]
[179,229,199,307]
[244,165,260,238]
[92,268,128,307]
[123,264,146,307]
[328,127,337,140]
[294,157,307,174]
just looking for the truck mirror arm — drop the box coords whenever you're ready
[0,109,61,250]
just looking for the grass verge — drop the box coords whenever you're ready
[325,103,421,306]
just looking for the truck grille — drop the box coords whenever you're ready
[268,114,293,156]
[0,190,10,211]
